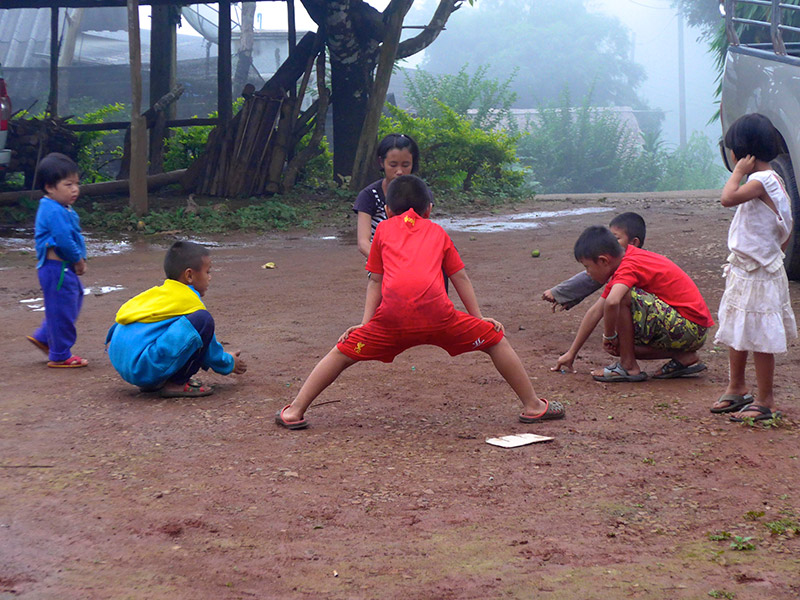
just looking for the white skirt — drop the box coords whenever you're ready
[715,261,797,353]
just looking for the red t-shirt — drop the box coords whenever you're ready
[366,208,464,330]
[601,245,714,328]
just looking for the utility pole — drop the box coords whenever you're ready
[677,9,687,148]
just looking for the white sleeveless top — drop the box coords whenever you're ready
[727,169,793,271]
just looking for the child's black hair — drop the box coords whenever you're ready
[386,175,431,215]
[609,212,646,246]
[574,226,624,262]
[164,241,210,280]
[376,133,420,174]
[724,113,783,163]
[36,152,79,191]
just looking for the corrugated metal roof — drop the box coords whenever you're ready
[0,7,213,69]
[0,8,128,68]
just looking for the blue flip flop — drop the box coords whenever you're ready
[592,362,647,383]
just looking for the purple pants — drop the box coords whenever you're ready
[32,259,84,362]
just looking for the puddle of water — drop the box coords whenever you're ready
[0,228,133,256]
[20,298,45,311]
[435,207,613,233]
[84,285,125,296]
[19,285,124,311]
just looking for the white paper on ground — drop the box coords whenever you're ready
[485,433,553,448]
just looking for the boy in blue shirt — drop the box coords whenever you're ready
[27,153,88,367]
[106,241,247,397]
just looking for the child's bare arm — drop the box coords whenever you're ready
[601,283,630,355]
[551,296,605,372]
[721,155,765,207]
[356,212,373,258]
[450,269,504,332]
[340,273,384,343]
[449,268,482,317]
[361,273,383,323]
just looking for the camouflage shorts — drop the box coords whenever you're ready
[630,288,707,352]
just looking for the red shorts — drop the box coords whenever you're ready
[337,311,504,363]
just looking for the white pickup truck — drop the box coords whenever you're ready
[720,0,800,278]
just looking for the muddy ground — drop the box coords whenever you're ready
[1,191,799,599]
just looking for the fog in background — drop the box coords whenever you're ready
[154,0,720,149]
[589,0,720,149]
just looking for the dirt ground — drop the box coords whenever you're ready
[1,191,799,600]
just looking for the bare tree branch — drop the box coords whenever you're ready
[396,0,462,60]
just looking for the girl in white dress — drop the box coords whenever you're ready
[711,113,797,421]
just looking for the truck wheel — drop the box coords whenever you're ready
[770,154,800,280]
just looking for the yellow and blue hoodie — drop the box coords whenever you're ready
[105,279,234,388]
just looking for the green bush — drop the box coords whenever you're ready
[163,99,244,172]
[518,92,726,193]
[656,132,727,191]
[293,132,333,188]
[66,102,126,183]
[163,120,214,172]
[404,64,518,132]
[517,92,645,193]
[78,199,305,233]
[380,104,524,193]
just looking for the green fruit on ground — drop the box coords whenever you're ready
[531,249,541,257]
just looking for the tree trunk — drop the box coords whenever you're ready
[300,0,461,183]
[350,0,412,191]
[330,58,371,183]
[233,1,256,94]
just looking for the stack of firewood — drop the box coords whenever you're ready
[6,117,79,188]
[184,32,329,197]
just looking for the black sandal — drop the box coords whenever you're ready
[729,404,781,422]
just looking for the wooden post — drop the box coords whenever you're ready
[150,6,176,111]
[218,0,233,126]
[349,0,413,191]
[47,7,59,116]
[127,0,148,215]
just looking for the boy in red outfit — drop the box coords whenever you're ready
[573,225,714,382]
[276,175,565,429]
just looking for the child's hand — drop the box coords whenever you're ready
[551,352,576,373]
[338,324,363,343]
[232,350,247,374]
[541,290,565,312]
[733,154,757,176]
[483,317,504,332]
[74,258,87,276]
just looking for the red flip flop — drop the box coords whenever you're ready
[275,405,308,430]
[160,382,214,398]
[26,335,49,356]
[47,355,88,368]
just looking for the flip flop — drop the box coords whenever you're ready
[729,403,782,422]
[47,355,88,368]
[519,398,566,423]
[160,381,214,398]
[652,358,707,379]
[592,362,647,383]
[275,405,309,430]
[710,392,754,414]
[26,335,49,356]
